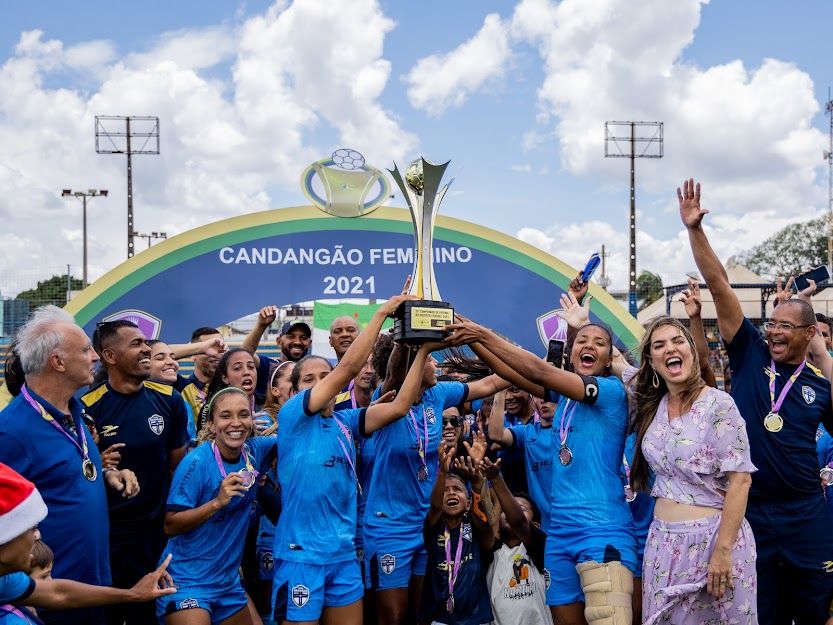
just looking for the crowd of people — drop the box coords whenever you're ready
[2,178,833,625]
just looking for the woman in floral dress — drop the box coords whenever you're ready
[629,316,758,624]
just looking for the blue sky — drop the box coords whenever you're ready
[1,0,831,297]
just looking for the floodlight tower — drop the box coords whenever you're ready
[61,188,108,288]
[604,121,664,317]
[825,89,833,268]
[95,116,160,259]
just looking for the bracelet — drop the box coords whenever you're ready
[472,493,488,522]
[102,468,116,474]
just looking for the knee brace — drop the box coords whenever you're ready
[576,560,633,625]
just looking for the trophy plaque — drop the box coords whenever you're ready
[389,157,455,343]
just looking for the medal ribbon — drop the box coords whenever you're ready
[212,441,257,480]
[21,384,90,463]
[622,453,631,483]
[558,399,578,448]
[332,414,361,496]
[348,379,357,409]
[408,405,429,476]
[444,525,465,604]
[768,358,806,414]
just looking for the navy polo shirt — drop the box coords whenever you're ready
[0,390,111,587]
[726,318,833,500]
[82,380,189,535]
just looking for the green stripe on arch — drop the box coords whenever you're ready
[65,205,643,348]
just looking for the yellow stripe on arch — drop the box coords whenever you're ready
[65,205,643,347]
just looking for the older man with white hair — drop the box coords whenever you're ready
[0,305,138,625]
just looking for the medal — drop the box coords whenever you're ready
[764,412,784,433]
[446,595,454,613]
[444,525,464,615]
[237,469,257,490]
[765,357,806,435]
[624,484,636,502]
[622,453,635,501]
[417,465,428,482]
[213,442,259,488]
[558,400,578,466]
[821,466,833,487]
[82,459,97,482]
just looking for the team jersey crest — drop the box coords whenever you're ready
[380,553,396,574]
[292,584,310,607]
[148,414,165,435]
[803,385,816,404]
[179,599,199,609]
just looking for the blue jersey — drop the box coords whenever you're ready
[163,436,276,587]
[82,381,190,534]
[726,318,833,499]
[622,433,654,542]
[509,422,554,531]
[0,573,33,604]
[0,392,110,587]
[275,390,366,563]
[356,433,376,544]
[364,382,468,531]
[817,432,833,515]
[548,376,631,529]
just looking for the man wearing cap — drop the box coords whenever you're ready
[0,462,175,616]
[243,306,311,402]
[0,306,140,625]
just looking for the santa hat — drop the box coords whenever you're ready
[0,463,48,545]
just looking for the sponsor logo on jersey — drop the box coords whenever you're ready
[291,585,310,608]
[803,385,816,404]
[100,425,119,437]
[380,553,396,575]
[148,414,165,435]
[180,599,199,609]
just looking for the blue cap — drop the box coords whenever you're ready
[279,318,311,337]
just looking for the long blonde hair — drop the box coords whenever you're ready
[630,316,706,492]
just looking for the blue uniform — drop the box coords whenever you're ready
[0,573,33,604]
[817,431,833,516]
[508,421,554,532]
[271,390,367,621]
[363,382,469,590]
[157,436,276,622]
[544,376,636,607]
[256,468,279,582]
[621,433,654,579]
[0,391,109,625]
[498,412,532,494]
[726,318,833,624]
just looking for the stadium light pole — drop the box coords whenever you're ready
[604,121,664,317]
[61,188,108,289]
[824,88,832,269]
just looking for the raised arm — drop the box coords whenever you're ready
[241,306,278,367]
[467,342,547,398]
[427,443,456,527]
[487,390,513,447]
[169,337,227,361]
[447,317,587,402]
[679,179,744,344]
[307,295,412,414]
[366,343,437,433]
[481,456,533,545]
[680,279,717,388]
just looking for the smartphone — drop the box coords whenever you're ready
[795,265,831,291]
[581,252,601,283]
[547,339,566,368]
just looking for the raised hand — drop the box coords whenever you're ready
[479,456,502,481]
[439,442,456,474]
[258,306,278,327]
[678,278,702,319]
[444,314,488,347]
[463,430,488,466]
[798,276,817,304]
[378,294,416,318]
[678,178,708,228]
[215,473,247,508]
[401,274,412,295]
[558,290,591,330]
[773,276,795,307]
[568,274,589,304]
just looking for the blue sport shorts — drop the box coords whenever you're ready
[364,527,427,590]
[271,558,363,622]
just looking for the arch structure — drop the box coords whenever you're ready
[65,206,643,354]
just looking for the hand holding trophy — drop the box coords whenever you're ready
[388,157,455,343]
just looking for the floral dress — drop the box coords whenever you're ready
[641,386,758,624]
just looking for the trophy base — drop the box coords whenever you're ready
[393,300,454,344]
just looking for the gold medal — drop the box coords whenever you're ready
[82,459,97,482]
[764,412,784,433]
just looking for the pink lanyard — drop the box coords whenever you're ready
[408,405,429,474]
[768,358,805,413]
[332,413,361,496]
[444,524,465,613]
[558,399,577,448]
[0,605,32,621]
[348,379,357,409]
[212,442,256,478]
[21,384,90,463]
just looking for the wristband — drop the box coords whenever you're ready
[472,493,488,522]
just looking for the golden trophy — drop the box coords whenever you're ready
[389,157,455,343]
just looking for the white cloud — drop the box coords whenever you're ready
[404,13,511,116]
[0,0,417,296]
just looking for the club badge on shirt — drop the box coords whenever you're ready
[380,554,396,574]
[179,599,199,610]
[291,585,310,608]
[148,414,165,435]
[803,386,816,404]
[425,407,436,425]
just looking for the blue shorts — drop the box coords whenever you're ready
[271,558,363,622]
[364,527,427,590]
[257,547,276,581]
[544,523,637,606]
[158,582,248,623]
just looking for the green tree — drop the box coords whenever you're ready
[737,217,827,280]
[16,275,83,308]
[637,270,664,311]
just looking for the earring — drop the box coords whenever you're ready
[652,369,660,389]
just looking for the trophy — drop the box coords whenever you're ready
[389,157,455,343]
